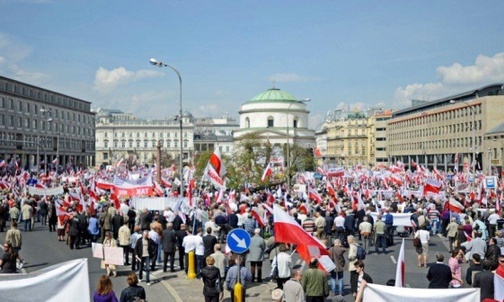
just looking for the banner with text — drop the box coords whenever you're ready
[28,186,64,196]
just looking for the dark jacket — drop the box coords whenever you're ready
[134,237,157,258]
[157,215,167,230]
[344,215,355,232]
[176,229,187,247]
[119,285,146,302]
[465,263,482,285]
[68,216,80,236]
[201,265,222,297]
[139,212,152,231]
[485,245,501,265]
[473,271,495,301]
[203,234,218,259]
[172,215,183,231]
[161,229,177,253]
[426,263,452,288]
[229,213,238,229]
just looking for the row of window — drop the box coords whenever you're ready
[0,131,94,151]
[103,131,189,139]
[0,97,94,124]
[389,104,482,130]
[389,136,482,152]
[0,81,90,111]
[389,120,482,141]
[0,114,93,136]
[103,140,188,149]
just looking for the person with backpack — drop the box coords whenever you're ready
[119,273,146,302]
[201,255,222,302]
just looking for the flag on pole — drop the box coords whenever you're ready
[494,265,504,301]
[395,239,405,287]
[261,162,273,183]
[208,149,226,178]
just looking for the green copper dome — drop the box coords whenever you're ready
[247,88,298,103]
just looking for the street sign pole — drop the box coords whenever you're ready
[227,229,251,302]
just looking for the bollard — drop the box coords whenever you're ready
[233,281,243,302]
[187,250,197,279]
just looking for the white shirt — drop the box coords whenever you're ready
[148,230,160,244]
[334,216,345,228]
[163,210,174,222]
[182,234,197,253]
[119,203,130,216]
[415,229,430,244]
[488,213,499,225]
[271,252,292,279]
[195,235,204,256]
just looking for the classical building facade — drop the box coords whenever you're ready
[193,116,239,156]
[387,83,504,173]
[233,87,315,148]
[94,108,194,166]
[0,76,95,170]
[315,108,388,167]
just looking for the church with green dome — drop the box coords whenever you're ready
[233,87,315,148]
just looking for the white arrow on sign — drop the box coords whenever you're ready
[230,233,247,249]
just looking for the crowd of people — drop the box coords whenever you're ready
[1,168,504,301]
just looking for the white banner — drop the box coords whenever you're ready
[132,196,190,211]
[104,246,124,266]
[28,186,64,196]
[369,212,413,227]
[363,283,479,302]
[0,259,90,302]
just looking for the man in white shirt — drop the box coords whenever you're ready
[415,227,430,268]
[163,207,174,223]
[334,212,346,243]
[271,244,292,289]
[182,228,197,275]
[204,216,220,236]
[488,209,500,238]
[194,228,205,278]
[119,200,130,217]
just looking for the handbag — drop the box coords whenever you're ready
[413,236,421,247]
[271,247,279,280]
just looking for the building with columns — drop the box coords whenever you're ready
[0,76,95,170]
[387,83,504,173]
[94,108,194,166]
[233,87,315,148]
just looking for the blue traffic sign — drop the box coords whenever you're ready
[227,229,251,254]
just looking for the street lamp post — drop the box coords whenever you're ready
[450,100,476,190]
[41,108,58,170]
[286,98,310,191]
[150,58,184,195]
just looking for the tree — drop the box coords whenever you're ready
[283,144,316,183]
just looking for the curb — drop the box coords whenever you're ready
[150,270,184,302]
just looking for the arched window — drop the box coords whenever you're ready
[267,116,274,128]
[245,117,250,128]
[293,117,298,128]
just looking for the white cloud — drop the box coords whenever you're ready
[268,72,319,83]
[394,52,504,107]
[9,64,51,83]
[192,103,225,117]
[93,66,163,93]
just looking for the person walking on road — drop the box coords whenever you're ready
[283,269,304,302]
[414,225,430,268]
[102,231,118,278]
[93,274,118,302]
[201,255,223,302]
[0,242,18,273]
[161,222,177,272]
[5,221,23,268]
[135,230,156,286]
[247,228,265,283]
[271,244,292,290]
[21,201,33,232]
[426,252,452,288]
[119,272,146,302]
[301,258,329,302]
[347,235,359,297]
[329,239,346,296]
[225,255,252,302]
[373,216,387,254]
[210,243,227,279]
[358,216,372,254]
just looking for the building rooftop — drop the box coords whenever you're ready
[246,87,298,104]
[486,121,504,135]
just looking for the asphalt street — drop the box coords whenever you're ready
[0,221,175,301]
[2,220,455,302]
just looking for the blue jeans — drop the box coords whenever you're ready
[157,243,162,263]
[24,219,31,231]
[375,234,387,253]
[330,271,344,294]
[196,255,204,277]
[139,255,150,282]
[430,220,439,235]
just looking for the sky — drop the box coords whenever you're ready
[1,0,504,129]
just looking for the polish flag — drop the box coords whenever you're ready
[299,200,311,215]
[395,238,405,287]
[423,178,442,195]
[326,178,335,197]
[261,163,273,183]
[208,149,226,178]
[494,265,504,301]
[273,204,330,269]
[250,207,265,227]
[308,187,323,204]
[390,174,403,187]
[110,192,121,209]
[445,198,464,213]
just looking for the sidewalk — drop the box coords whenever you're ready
[149,268,278,302]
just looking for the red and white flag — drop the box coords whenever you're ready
[250,207,265,227]
[261,163,273,183]
[307,187,323,204]
[494,265,504,301]
[273,205,330,269]
[208,149,226,178]
[423,178,442,195]
[52,158,58,165]
[445,198,464,213]
[395,238,405,287]
[204,163,226,190]
[326,178,335,197]
[110,192,121,209]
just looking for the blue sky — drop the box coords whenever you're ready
[1,0,503,128]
